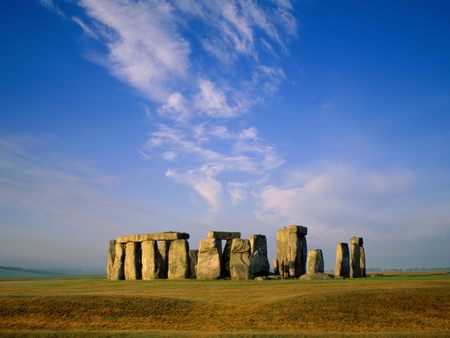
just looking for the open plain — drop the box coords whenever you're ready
[0,272,449,337]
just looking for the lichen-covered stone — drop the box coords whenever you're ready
[359,246,366,277]
[107,240,116,280]
[167,239,189,279]
[141,240,158,280]
[189,249,198,279]
[116,232,189,244]
[335,242,350,278]
[207,231,241,240]
[350,242,361,278]
[110,243,125,280]
[197,239,222,280]
[230,238,252,280]
[307,249,324,274]
[157,241,169,278]
[248,234,270,277]
[276,225,308,277]
[125,242,141,280]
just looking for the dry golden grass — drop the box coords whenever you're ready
[0,272,449,337]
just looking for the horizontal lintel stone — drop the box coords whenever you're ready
[116,232,190,243]
[207,231,241,240]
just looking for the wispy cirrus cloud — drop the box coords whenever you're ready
[42,0,298,209]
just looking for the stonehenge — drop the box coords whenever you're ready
[335,243,350,278]
[106,228,367,281]
[274,225,308,278]
[307,249,324,274]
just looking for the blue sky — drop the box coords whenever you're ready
[0,0,449,272]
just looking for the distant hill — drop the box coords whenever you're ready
[0,265,65,279]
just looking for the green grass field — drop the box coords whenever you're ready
[0,272,449,337]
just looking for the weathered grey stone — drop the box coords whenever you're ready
[110,243,125,280]
[107,240,116,280]
[221,239,232,278]
[167,239,189,279]
[287,225,308,236]
[299,272,333,280]
[273,259,279,275]
[124,242,141,280]
[350,236,363,246]
[157,241,169,278]
[350,242,361,278]
[276,225,308,277]
[335,242,350,278]
[197,239,222,280]
[116,232,190,244]
[248,234,270,277]
[141,240,158,280]
[307,249,324,274]
[207,231,241,240]
[359,246,366,277]
[230,239,252,280]
[189,249,198,279]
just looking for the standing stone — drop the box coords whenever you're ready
[107,240,116,279]
[273,259,279,275]
[157,241,170,278]
[110,243,125,280]
[189,250,198,278]
[359,246,366,277]
[141,240,158,280]
[307,249,324,274]
[197,239,222,280]
[230,238,252,280]
[221,239,232,278]
[167,239,190,279]
[125,241,141,280]
[248,234,270,277]
[335,242,350,278]
[349,239,361,278]
[276,225,308,277]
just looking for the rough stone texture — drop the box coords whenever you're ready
[273,259,279,275]
[141,240,158,280]
[299,272,333,280]
[116,232,190,244]
[230,239,252,280]
[351,236,364,246]
[157,241,169,278]
[110,243,125,280]
[189,250,198,279]
[276,225,308,277]
[221,239,232,278]
[335,242,350,278]
[359,246,366,277]
[124,242,141,280]
[197,239,222,280]
[207,231,241,240]
[287,225,308,236]
[307,249,324,274]
[107,240,116,280]
[350,242,361,278]
[248,234,270,277]
[167,239,190,279]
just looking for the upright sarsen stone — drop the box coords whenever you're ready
[157,241,170,278]
[197,239,222,280]
[248,234,270,277]
[110,243,125,280]
[168,239,190,279]
[222,239,232,278]
[230,238,252,280]
[107,240,116,280]
[307,249,324,274]
[276,225,308,277]
[125,241,141,280]
[189,249,198,279]
[335,242,350,278]
[349,237,361,278]
[141,240,158,280]
[359,246,366,277]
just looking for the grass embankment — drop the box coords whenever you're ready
[0,272,449,337]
